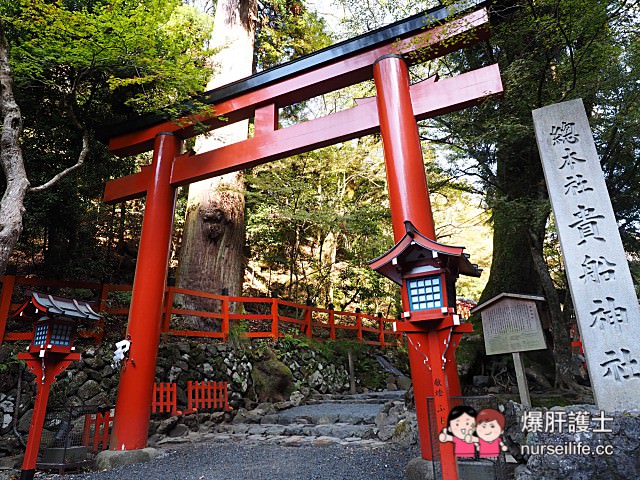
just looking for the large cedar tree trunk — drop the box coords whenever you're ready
[176,0,256,326]
[479,139,574,389]
[479,141,546,301]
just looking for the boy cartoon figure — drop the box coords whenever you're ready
[475,408,508,458]
[438,405,478,458]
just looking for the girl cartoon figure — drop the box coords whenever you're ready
[438,405,478,458]
[475,408,508,458]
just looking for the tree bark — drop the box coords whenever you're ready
[0,21,30,276]
[0,21,91,276]
[176,0,256,326]
[478,145,546,303]
[529,229,574,389]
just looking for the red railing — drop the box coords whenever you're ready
[82,409,114,453]
[151,382,181,415]
[186,380,231,413]
[0,273,402,346]
[162,287,401,346]
[81,381,229,447]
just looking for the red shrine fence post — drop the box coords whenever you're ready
[110,133,181,450]
[373,54,458,479]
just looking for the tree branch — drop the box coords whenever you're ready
[29,104,89,193]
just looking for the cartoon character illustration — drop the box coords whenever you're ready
[475,408,508,458]
[438,405,478,458]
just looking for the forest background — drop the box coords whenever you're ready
[0,0,639,389]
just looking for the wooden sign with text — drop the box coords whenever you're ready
[477,294,547,356]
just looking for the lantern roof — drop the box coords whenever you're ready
[369,222,482,285]
[12,291,101,321]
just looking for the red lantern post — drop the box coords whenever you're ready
[371,54,482,479]
[13,293,99,480]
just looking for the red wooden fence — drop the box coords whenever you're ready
[0,273,405,347]
[82,409,114,453]
[81,381,229,449]
[151,382,180,415]
[186,380,231,413]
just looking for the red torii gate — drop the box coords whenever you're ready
[101,2,502,477]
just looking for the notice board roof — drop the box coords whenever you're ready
[471,292,546,314]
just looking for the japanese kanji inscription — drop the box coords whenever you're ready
[533,98,640,411]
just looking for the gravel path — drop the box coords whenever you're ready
[51,441,420,480]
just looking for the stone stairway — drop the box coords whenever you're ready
[154,390,412,449]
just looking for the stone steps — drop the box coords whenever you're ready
[306,390,406,404]
[151,390,416,450]
[155,430,389,448]
[219,422,376,439]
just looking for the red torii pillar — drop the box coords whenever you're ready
[374,54,466,478]
[109,133,181,450]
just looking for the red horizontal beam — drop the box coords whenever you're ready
[104,64,503,203]
[168,330,224,338]
[172,287,224,300]
[229,313,270,320]
[170,308,222,319]
[173,64,502,183]
[279,316,306,325]
[14,277,102,289]
[3,332,31,341]
[107,9,489,156]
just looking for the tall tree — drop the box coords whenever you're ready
[176,0,330,320]
[176,0,257,321]
[424,0,640,388]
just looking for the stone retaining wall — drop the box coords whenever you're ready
[0,338,402,461]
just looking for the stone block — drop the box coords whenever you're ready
[473,375,490,387]
[94,448,159,471]
[78,380,102,401]
[18,409,32,433]
[397,375,413,390]
[156,415,180,435]
[167,423,189,437]
[533,99,640,411]
[458,461,496,480]
[405,457,435,480]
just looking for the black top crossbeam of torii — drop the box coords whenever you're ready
[101,0,502,203]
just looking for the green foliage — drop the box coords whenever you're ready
[416,0,640,296]
[275,336,389,389]
[246,136,397,312]
[228,320,250,351]
[320,340,386,388]
[255,0,332,71]
[333,0,426,38]
[1,0,213,280]
[3,0,213,113]
[246,117,484,309]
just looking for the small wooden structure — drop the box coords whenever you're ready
[14,292,99,480]
[471,293,548,407]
